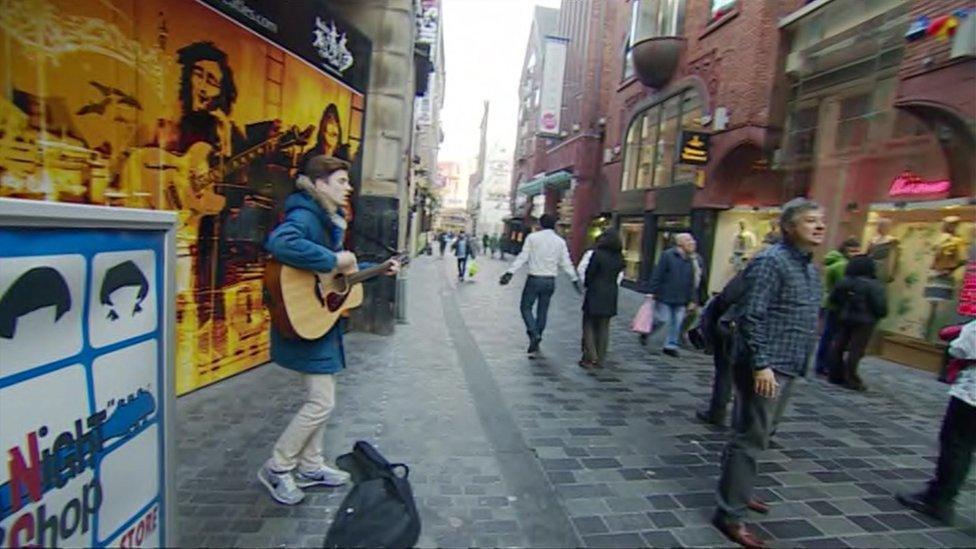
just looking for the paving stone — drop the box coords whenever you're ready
[604,496,654,513]
[572,516,610,535]
[873,512,930,531]
[646,511,683,529]
[806,500,843,516]
[640,530,681,548]
[807,516,871,537]
[760,519,824,539]
[848,515,891,533]
[582,532,647,548]
[583,457,622,469]
[645,494,681,510]
[603,512,654,532]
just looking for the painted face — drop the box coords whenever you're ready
[315,169,352,211]
[190,60,222,113]
[788,208,827,248]
[324,119,341,154]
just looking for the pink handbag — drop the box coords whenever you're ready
[631,295,655,334]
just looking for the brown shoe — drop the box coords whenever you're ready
[747,499,770,514]
[712,517,768,549]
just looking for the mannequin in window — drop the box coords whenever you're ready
[924,216,968,339]
[866,217,900,284]
[730,220,757,274]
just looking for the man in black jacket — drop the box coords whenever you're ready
[645,233,703,357]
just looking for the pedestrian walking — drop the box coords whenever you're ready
[814,237,860,375]
[712,198,825,548]
[579,229,625,369]
[489,233,500,259]
[438,232,448,258]
[642,233,704,357]
[452,230,476,282]
[898,320,976,525]
[500,214,581,357]
[827,255,887,391]
[259,155,399,506]
[482,233,490,255]
[694,269,749,427]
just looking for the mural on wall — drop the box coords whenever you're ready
[0,0,369,394]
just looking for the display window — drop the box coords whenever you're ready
[708,208,780,294]
[620,218,645,281]
[863,202,975,344]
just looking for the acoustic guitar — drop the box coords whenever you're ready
[265,255,407,340]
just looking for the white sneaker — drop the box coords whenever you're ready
[295,464,351,488]
[258,463,306,505]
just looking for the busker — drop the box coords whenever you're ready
[711,198,825,548]
[500,214,581,357]
[259,155,399,506]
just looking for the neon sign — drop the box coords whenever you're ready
[888,171,950,197]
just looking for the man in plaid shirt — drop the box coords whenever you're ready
[712,198,826,549]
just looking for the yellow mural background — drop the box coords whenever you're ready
[0,0,364,394]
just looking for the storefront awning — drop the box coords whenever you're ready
[516,170,572,196]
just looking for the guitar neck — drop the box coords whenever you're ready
[347,260,393,285]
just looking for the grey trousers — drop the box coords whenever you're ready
[582,314,611,365]
[715,362,795,522]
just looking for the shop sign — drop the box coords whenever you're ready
[416,0,439,45]
[888,171,950,197]
[537,36,568,137]
[679,130,710,165]
[200,0,372,92]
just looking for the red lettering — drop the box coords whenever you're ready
[135,520,145,546]
[7,432,43,512]
[120,529,132,549]
[9,511,35,548]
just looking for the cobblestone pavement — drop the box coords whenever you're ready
[176,255,976,548]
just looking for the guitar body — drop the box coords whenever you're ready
[120,143,226,218]
[265,260,364,340]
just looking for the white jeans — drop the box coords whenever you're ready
[270,373,336,472]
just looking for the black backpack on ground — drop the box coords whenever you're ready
[324,441,421,549]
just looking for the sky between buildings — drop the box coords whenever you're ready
[440,0,561,165]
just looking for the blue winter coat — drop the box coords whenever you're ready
[265,191,352,374]
[646,247,703,306]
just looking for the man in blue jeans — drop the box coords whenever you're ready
[645,233,703,357]
[500,214,581,357]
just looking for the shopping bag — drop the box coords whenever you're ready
[631,295,654,334]
[468,259,479,277]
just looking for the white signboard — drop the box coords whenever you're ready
[0,199,176,548]
[537,36,568,137]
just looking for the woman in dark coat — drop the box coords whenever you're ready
[828,255,888,391]
[580,230,625,369]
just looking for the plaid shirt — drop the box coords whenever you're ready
[734,242,822,376]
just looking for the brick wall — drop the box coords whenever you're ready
[899,0,975,80]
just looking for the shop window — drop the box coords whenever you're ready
[674,93,704,185]
[710,0,737,21]
[654,96,680,187]
[621,118,642,191]
[835,92,871,152]
[620,218,645,281]
[637,106,660,189]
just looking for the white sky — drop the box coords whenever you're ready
[439,0,561,163]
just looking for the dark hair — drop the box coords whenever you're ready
[0,267,71,339]
[315,104,344,154]
[539,214,557,230]
[176,41,237,115]
[304,155,351,181]
[845,255,876,278]
[595,229,623,253]
[100,260,150,320]
[839,237,861,253]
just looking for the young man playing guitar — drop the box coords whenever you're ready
[258,155,399,505]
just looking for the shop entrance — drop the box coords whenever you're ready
[652,215,692,267]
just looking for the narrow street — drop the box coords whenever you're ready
[175,255,976,548]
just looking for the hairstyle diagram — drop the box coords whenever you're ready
[100,260,149,321]
[0,267,72,339]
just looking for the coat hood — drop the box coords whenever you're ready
[823,250,845,266]
[284,190,345,229]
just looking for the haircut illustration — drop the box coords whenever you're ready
[100,260,149,321]
[0,267,72,339]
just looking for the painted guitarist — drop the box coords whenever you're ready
[258,155,399,506]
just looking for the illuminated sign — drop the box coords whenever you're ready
[888,171,951,197]
[679,130,710,165]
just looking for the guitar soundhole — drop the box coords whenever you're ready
[326,292,347,312]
